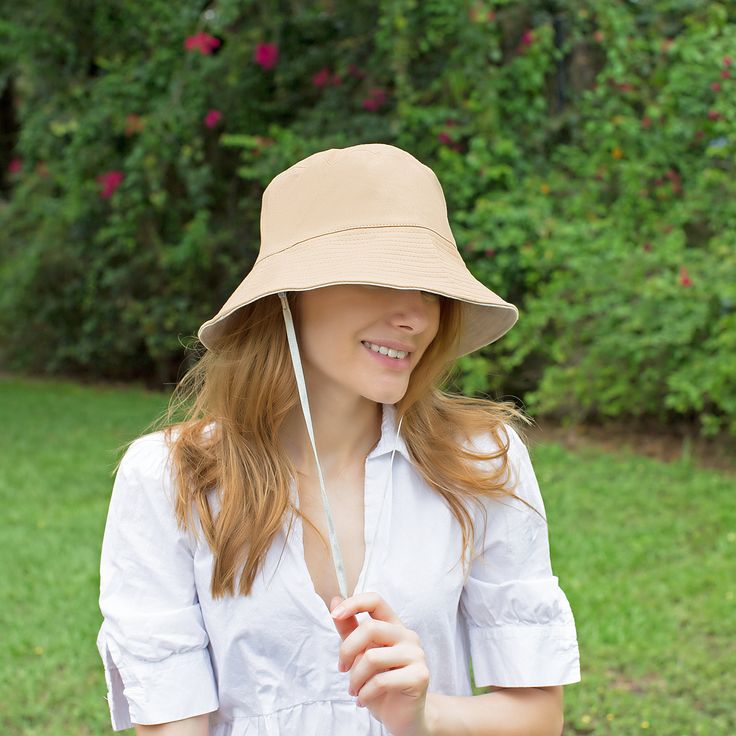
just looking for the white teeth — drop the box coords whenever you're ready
[362,341,408,359]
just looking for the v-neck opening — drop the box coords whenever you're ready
[282,402,405,630]
[289,457,372,628]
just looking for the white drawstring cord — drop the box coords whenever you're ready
[278,291,402,600]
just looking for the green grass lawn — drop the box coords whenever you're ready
[1,375,734,735]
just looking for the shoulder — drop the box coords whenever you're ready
[463,420,547,521]
[462,420,527,473]
[115,423,216,514]
[118,429,175,484]
[118,421,216,479]
[109,429,198,541]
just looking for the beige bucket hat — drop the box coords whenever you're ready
[196,142,519,357]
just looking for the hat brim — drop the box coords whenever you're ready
[197,225,519,358]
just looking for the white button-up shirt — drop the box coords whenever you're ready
[96,402,580,734]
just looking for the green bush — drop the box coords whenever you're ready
[0,0,734,436]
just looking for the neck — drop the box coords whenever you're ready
[279,398,383,480]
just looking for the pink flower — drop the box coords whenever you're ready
[254,42,278,70]
[184,31,221,55]
[362,87,387,111]
[641,116,652,128]
[8,157,22,174]
[679,266,693,287]
[721,70,731,79]
[96,170,124,199]
[708,109,721,120]
[484,247,496,258]
[711,81,722,92]
[204,109,222,128]
[436,131,462,151]
[643,242,653,252]
[723,55,733,67]
[520,29,534,46]
[312,67,332,87]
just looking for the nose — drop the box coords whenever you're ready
[391,289,439,330]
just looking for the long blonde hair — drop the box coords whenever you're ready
[114,291,539,599]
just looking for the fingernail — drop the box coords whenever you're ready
[331,605,346,618]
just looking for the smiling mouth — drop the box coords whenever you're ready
[360,341,412,368]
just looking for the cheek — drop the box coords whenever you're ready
[420,316,440,353]
[304,331,363,373]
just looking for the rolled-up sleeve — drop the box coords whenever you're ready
[96,436,219,730]
[460,424,581,688]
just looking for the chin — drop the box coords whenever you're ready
[361,387,407,405]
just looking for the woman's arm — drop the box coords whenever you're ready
[134,713,210,736]
[97,440,219,730]
[426,685,564,736]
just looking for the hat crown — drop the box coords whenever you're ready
[258,143,456,262]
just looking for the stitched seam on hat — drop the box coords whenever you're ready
[255,224,457,265]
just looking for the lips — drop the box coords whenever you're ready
[361,341,412,369]
[361,339,415,353]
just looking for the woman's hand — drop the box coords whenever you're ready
[330,592,433,736]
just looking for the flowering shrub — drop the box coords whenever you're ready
[0,0,734,436]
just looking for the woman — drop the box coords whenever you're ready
[96,143,581,735]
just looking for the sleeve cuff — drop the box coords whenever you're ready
[467,623,581,688]
[99,633,219,730]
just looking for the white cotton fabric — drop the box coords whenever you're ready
[96,403,581,733]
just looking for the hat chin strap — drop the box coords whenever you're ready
[277,291,403,602]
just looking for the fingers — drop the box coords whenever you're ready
[338,618,416,672]
[355,660,431,706]
[330,591,401,625]
[347,642,426,697]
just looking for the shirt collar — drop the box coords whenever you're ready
[366,403,411,462]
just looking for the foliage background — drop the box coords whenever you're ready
[1,0,735,437]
